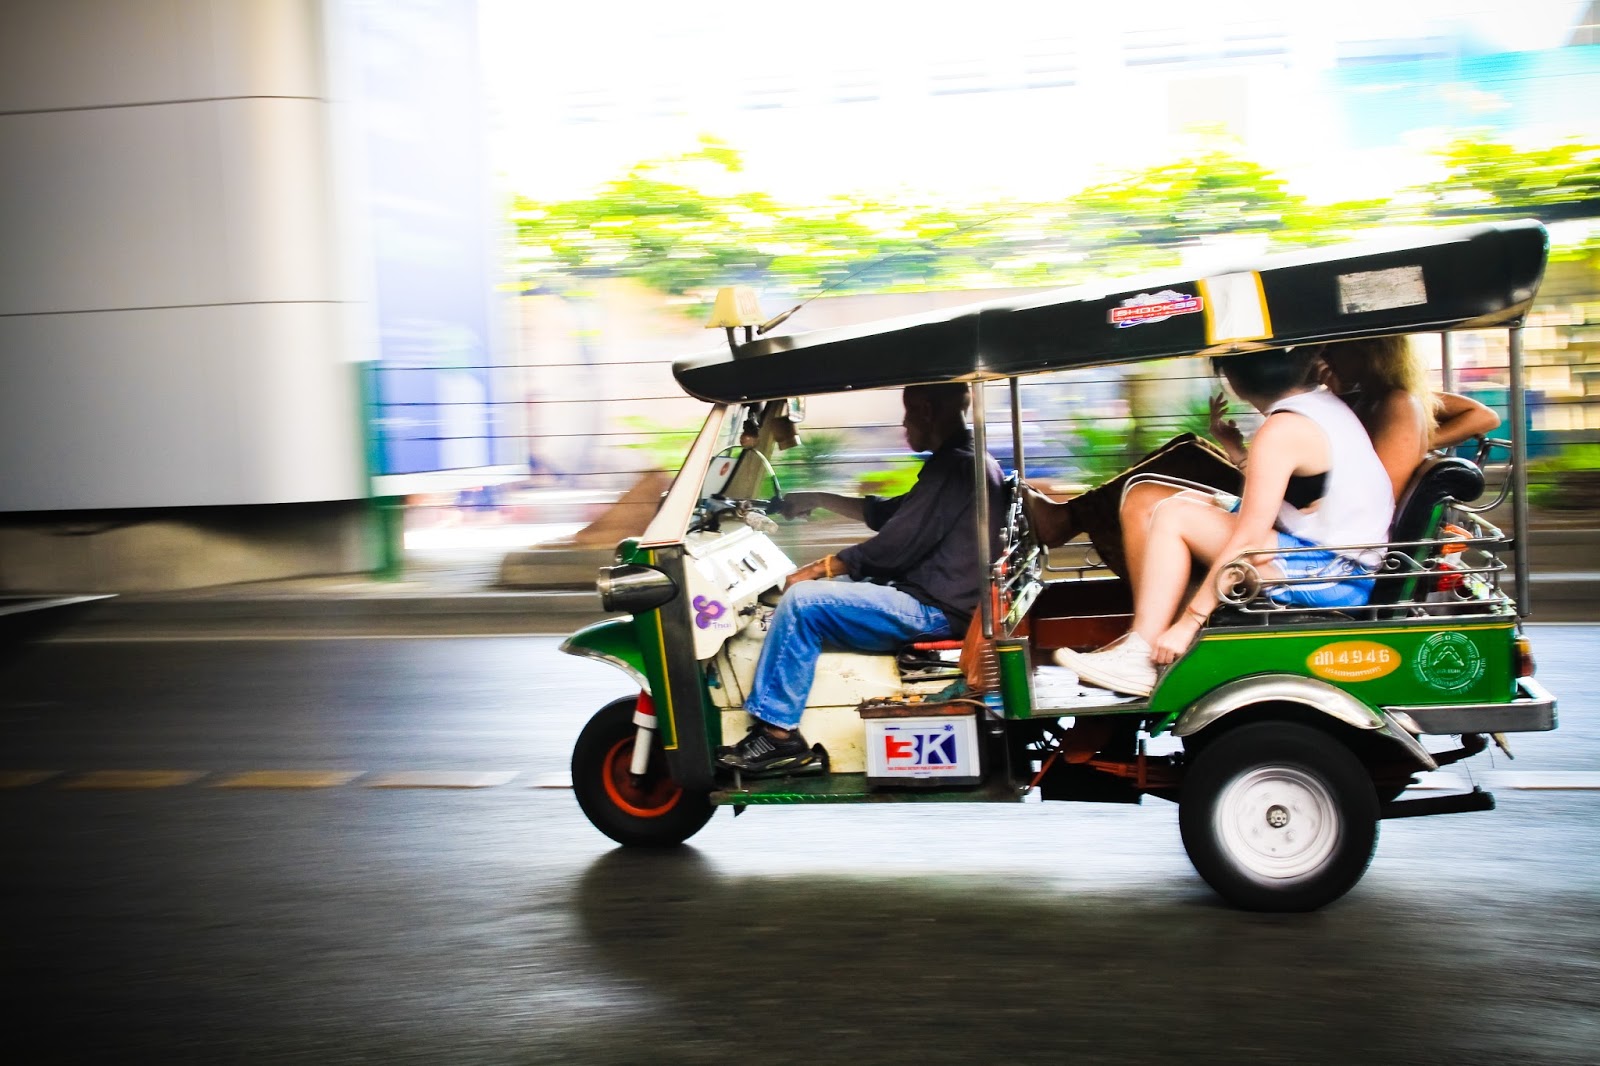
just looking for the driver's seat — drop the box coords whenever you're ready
[893,473,1025,694]
[896,594,1000,694]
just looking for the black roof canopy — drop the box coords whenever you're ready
[672,219,1548,403]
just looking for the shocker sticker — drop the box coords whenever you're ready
[1108,289,1203,328]
[692,595,727,630]
[1413,631,1485,692]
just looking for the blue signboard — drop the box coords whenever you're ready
[1332,46,1600,150]
[345,0,501,475]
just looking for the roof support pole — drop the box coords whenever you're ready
[972,381,994,640]
[1439,331,1455,393]
[1507,326,1530,616]
[1009,377,1025,480]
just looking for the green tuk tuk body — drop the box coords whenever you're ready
[561,219,1558,912]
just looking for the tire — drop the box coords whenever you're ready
[572,697,715,847]
[1179,721,1379,912]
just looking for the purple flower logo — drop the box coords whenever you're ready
[692,595,727,629]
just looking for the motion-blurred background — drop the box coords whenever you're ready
[3,0,1598,591]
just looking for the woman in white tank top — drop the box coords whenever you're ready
[1265,388,1393,556]
[1056,347,1396,697]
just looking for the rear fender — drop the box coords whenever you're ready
[1174,674,1436,771]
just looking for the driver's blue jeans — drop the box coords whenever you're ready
[744,578,953,731]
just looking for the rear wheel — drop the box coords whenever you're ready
[572,697,715,847]
[1179,721,1378,912]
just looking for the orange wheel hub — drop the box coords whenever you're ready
[600,737,683,818]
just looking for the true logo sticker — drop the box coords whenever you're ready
[1413,631,1485,692]
[1308,640,1400,683]
[692,595,728,630]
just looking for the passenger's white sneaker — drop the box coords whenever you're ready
[1053,632,1158,697]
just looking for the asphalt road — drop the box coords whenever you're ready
[3,627,1598,1064]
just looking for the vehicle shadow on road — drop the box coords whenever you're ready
[549,847,1600,1066]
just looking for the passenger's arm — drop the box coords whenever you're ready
[1432,392,1500,451]
[1149,416,1305,664]
[781,491,868,522]
[1209,391,1249,467]
[1369,391,1428,500]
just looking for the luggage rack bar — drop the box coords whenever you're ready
[1213,533,1512,619]
[1213,570,1511,620]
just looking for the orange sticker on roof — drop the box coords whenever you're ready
[1308,641,1400,683]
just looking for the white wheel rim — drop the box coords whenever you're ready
[1213,766,1341,883]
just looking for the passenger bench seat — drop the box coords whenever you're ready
[1368,454,1486,608]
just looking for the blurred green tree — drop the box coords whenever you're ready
[512,133,1600,304]
[1417,137,1600,221]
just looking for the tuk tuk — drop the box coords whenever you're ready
[561,218,1557,912]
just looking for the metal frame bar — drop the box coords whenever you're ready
[1507,327,1530,616]
[640,403,734,546]
[1009,377,1025,478]
[973,383,994,639]
[1215,508,1512,616]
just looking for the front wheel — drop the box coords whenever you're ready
[1179,721,1378,912]
[572,697,715,847]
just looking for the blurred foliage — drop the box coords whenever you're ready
[1420,137,1600,220]
[1070,149,1298,247]
[1528,444,1600,509]
[1171,393,1221,442]
[770,430,849,493]
[617,415,701,473]
[1059,418,1139,486]
[770,430,922,496]
[533,134,1600,488]
[854,460,922,498]
[512,134,1600,306]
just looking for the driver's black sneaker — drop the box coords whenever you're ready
[716,720,763,760]
[717,724,816,775]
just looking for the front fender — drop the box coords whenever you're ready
[1174,673,1437,771]
[560,617,648,688]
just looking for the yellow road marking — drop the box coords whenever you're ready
[0,770,61,788]
[211,770,363,789]
[62,770,207,789]
[362,771,520,789]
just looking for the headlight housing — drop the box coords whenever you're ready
[596,564,677,614]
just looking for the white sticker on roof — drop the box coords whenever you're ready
[1337,265,1427,314]
[1199,272,1272,344]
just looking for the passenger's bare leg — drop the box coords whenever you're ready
[1130,497,1237,645]
[1119,482,1183,598]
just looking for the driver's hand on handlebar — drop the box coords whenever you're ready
[779,491,824,520]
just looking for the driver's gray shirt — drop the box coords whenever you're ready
[834,428,1005,634]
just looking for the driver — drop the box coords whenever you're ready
[718,382,1005,776]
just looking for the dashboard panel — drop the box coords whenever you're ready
[682,525,796,659]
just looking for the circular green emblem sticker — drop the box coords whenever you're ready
[1413,631,1485,692]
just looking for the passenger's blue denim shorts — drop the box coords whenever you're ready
[1266,531,1375,608]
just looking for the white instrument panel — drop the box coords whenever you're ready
[682,525,796,659]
